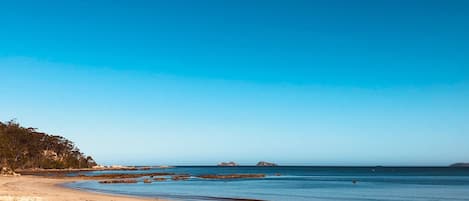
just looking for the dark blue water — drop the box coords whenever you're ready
[66,166,469,201]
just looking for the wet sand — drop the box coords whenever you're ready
[0,175,167,201]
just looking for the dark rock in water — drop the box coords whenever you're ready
[450,163,469,167]
[88,172,175,179]
[139,167,151,170]
[99,179,138,184]
[275,173,281,176]
[256,161,277,166]
[153,177,167,181]
[198,174,265,179]
[352,180,358,184]
[218,161,238,166]
[171,174,190,180]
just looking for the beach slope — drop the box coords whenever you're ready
[0,176,165,201]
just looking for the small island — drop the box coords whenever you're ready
[450,163,469,167]
[256,161,278,166]
[218,161,238,166]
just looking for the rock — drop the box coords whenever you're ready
[256,161,277,166]
[171,175,190,181]
[153,177,167,181]
[1,167,20,176]
[217,161,238,166]
[99,179,138,184]
[198,174,265,179]
[143,179,152,183]
[88,172,175,179]
[275,173,281,176]
[139,167,151,170]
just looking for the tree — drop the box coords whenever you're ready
[0,120,97,170]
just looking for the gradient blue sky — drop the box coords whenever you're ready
[1,0,469,166]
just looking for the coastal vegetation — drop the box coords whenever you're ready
[0,120,97,171]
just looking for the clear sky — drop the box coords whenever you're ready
[1,0,469,166]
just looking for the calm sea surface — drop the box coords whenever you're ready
[66,166,469,201]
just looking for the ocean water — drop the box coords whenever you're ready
[66,166,469,201]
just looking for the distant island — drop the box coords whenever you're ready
[450,163,469,167]
[218,161,238,166]
[0,120,97,174]
[217,161,278,166]
[256,161,278,166]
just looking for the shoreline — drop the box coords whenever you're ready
[0,175,168,201]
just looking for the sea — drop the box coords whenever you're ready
[65,166,469,201]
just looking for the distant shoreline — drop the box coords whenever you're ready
[15,165,469,174]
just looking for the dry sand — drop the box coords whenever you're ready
[0,176,167,201]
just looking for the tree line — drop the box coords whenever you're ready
[0,120,97,170]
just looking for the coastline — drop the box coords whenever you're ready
[0,175,168,201]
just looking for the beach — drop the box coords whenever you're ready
[0,175,166,201]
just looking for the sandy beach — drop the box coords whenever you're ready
[0,176,166,201]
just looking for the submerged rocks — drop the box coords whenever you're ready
[99,179,138,184]
[256,161,277,166]
[139,167,152,170]
[153,177,167,181]
[88,172,175,179]
[98,173,266,183]
[217,161,238,166]
[171,175,190,181]
[198,174,265,179]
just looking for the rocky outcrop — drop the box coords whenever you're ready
[256,161,277,166]
[171,174,190,180]
[99,179,138,184]
[217,161,238,166]
[153,177,167,181]
[1,167,20,176]
[198,174,265,179]
[450,163,469,167]
[86,172,175,179]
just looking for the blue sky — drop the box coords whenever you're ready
[1,0,469,166]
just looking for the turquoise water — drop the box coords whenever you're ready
[66,166,469,201]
